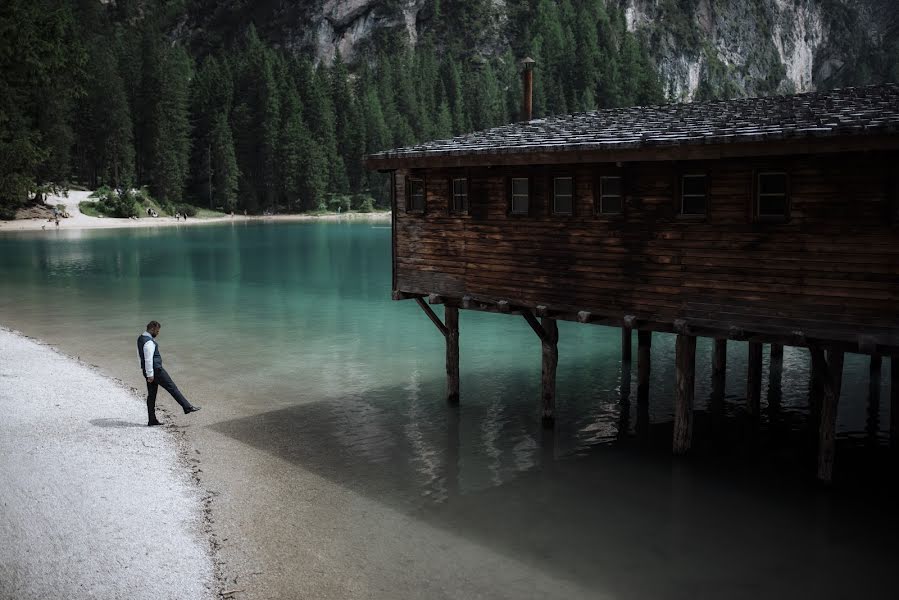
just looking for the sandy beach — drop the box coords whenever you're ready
[0,191,390,232]
[0,328,217,600]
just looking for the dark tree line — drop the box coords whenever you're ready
[0,0,664,217]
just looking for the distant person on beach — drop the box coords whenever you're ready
[138,321,201,426]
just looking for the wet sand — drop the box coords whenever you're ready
[2,321,898,600]
[0,328,216,600]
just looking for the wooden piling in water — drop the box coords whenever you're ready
[867,355,881,443]
[637,331,652,405]
[892,356,899,450]
[673,334,697,455]
[445,306,460,404]
[769,343,784,389]
[811,348,844,483]
[541,317,559,428]
[621,327,632,364]
[712,339,727,397]
[747,342,763,416]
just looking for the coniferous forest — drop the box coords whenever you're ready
[0,0,672,218]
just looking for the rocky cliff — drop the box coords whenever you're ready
[202,0,897,101]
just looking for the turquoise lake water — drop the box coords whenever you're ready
[2,220,897,599]
[0,221,890,464]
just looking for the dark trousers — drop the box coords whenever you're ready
[146,367,192,421]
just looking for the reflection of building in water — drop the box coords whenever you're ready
[403,368,447,501]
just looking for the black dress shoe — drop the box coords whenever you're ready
[148,420,162,426]
[184,406,201,414]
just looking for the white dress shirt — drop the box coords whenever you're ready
[141,332,157,378]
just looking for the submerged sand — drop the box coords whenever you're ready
[0,328,216,600]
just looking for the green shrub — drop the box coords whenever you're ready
[175,204,197,217]
[358,197,374,213]
[0,205,17,220]
[94,187,138,218]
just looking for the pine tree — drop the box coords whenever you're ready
[210,113,239,210]
[331,53,366,194]
[142,39,192,204]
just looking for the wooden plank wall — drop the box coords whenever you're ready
[393,152,899,343]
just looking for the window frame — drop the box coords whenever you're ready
[406,175,426,213]
[508,176,531,216]
[678,172,709,219]
[551,175,575,216]
[449,176,469,215]
[754,170,791,222]
[596,172,625,216]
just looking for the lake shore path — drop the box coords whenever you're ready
[0,327,217,600]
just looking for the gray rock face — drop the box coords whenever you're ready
[310,0,427,63]
[281,0,894,100]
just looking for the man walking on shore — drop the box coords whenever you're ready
[138,321,201,426]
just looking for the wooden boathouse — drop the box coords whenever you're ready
[364,82,899,482]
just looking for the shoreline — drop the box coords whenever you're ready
[0,190,391,233]
[0,210,392,233]
[0,326,219,599]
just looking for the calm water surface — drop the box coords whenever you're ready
[1,221,895,598]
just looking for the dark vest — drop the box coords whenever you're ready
[138,333,162,375]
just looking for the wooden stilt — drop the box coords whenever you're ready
[621,327,632,364]
[618,359,632,441]
[541,318,559,428]
[712,339,727,397]
[747,341,763,416]
[445,307,460,404]
[867,355,881,444]
[637,331,652,404]
[891,356,899,450]
[769,343,784,389]
[767,343,784,426]
[673,334,697,455]
[811,348,843,483]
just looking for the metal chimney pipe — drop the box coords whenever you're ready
[521,57,535,121]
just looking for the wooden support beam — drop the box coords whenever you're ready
[637,331,652,405]
[541,318,559,428]
[445,307,459,404]
[858,335,878,355]
[747,341,763,417]
[428,293,443,305]
[811,347,844,483]
[673,319,688,334]
[521,310,550,345]
[728,326,746,340]
[769,344,784,389]
[621,327,632,364]
[868,354,882,444]
[415,297,449,337]
[577,310,592,323]
[673,334,697,455]
[892,356,899,450]
[712,339,727,397]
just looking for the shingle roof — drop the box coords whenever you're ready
[367,83,899,162]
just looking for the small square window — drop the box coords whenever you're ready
[681,174,707,215]
[554,177,573,215]
[757,172,788,219]
[511,178,529,215]
[599,176,623,214]
[409,178,425,212]
[451,178,468,213]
